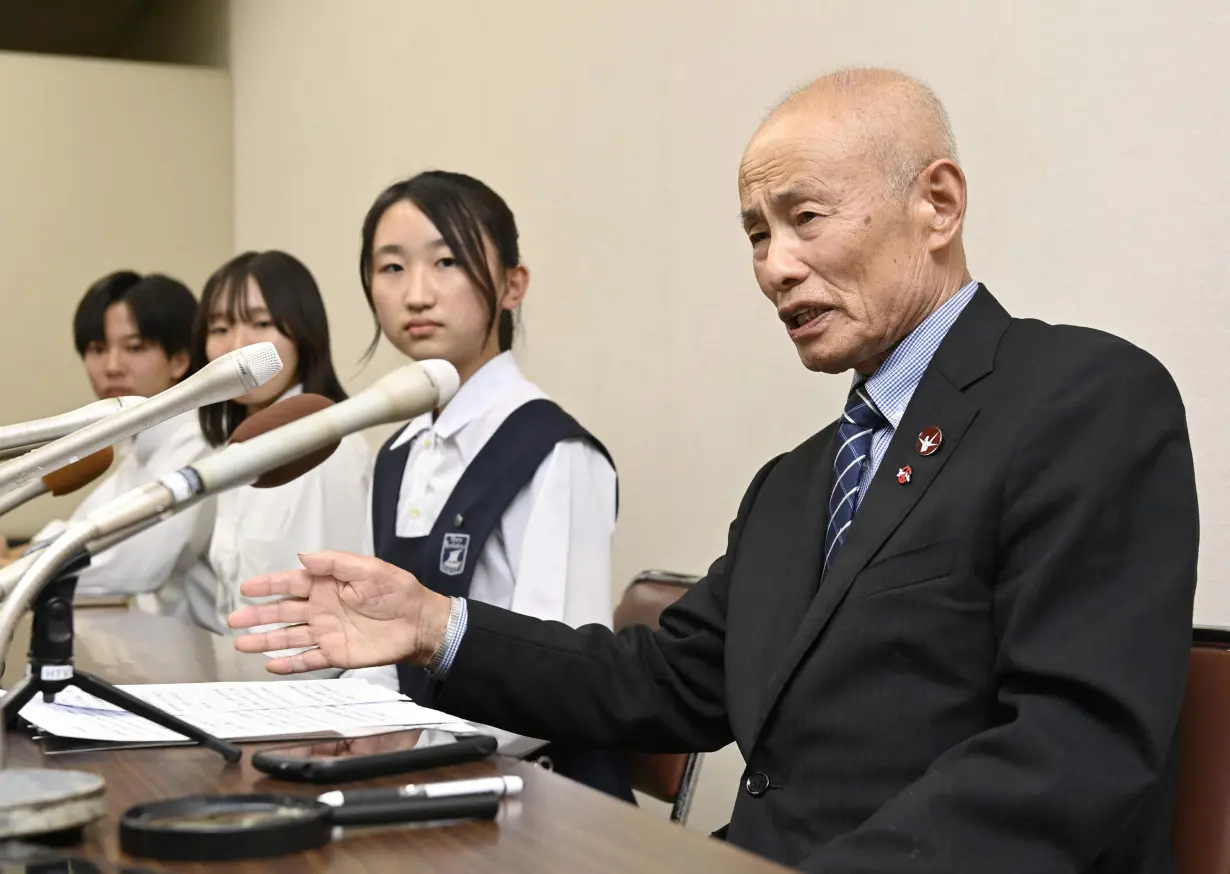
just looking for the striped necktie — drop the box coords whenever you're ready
[824,385,886,574]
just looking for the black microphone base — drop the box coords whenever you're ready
[0,569,241,763]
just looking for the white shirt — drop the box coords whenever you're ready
[347,353,616,749]
[32,409,216,615]
[184,387,373,635]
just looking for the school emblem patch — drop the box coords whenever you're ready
[440,533,470,576]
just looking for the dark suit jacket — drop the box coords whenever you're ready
[437,287,1199,873]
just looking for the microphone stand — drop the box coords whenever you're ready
[0,552,241,763]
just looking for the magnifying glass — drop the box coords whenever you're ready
[118,791,500,862]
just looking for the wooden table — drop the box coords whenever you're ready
[4,609,789,873]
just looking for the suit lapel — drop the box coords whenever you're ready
[751,286,1011,744]
[741,424,839,704]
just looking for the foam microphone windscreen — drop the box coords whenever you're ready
[42,445,115,496]
[227,393,339,488]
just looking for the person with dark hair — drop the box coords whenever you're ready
[342,171,630,800]
[181,251,369,635]
[24,271,216,615]
[72,271,198,399]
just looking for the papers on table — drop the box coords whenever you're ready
[10,679,476,744]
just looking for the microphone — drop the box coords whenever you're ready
[227,393,338,488]
[0,359,457,654]
[0,394,340,660]
[41,446,117,496]
[0,397,146,453]
[0,361,457,767]
[0,444,46,462]
[68,359,458,542]
[0,398,337,605]
[0,446,116,519]
[192,359,457,496]
[0,343,282,499]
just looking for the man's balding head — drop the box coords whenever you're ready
[766,68,957,198]
[739,68,971,375]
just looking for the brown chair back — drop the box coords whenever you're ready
[1173,627,1230,874]
[614,571,700,807]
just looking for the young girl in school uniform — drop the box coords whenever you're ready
[184,251,371,635]
[347,171,631,801]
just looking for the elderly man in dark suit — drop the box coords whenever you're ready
[230,68,1199,873]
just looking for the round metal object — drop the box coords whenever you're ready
[0,768,107,839]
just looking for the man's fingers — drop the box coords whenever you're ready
[266,647,331,675]
[235,631,278,653]
[229,599,310,633]
[299,550,395,584]
[250,623,315,652]
[239,568,313,599]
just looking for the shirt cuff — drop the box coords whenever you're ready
[428,597,468,679]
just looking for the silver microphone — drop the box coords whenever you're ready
[48,359,458,548]
[0,343,282,498]
[0,358,460,767]
[0,356,454,602]
[0,518,162,603]
[0,446,117,519]
[0,396,146,452]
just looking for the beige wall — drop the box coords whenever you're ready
[0,51,233,538]
[228,0,1230,834]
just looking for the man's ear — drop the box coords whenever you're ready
[917,158,966,252]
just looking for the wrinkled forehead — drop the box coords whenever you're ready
[738,114,867,214]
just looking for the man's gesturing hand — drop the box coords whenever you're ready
[227,550,453,675]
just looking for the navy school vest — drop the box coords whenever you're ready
[371,398,633,802]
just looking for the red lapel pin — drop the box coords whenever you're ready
[916,426,943,456]
[896,465,913,484]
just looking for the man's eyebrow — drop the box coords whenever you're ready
[770,183,829,208]
[740,183,831,231]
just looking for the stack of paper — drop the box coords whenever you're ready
[11,679,476,744]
